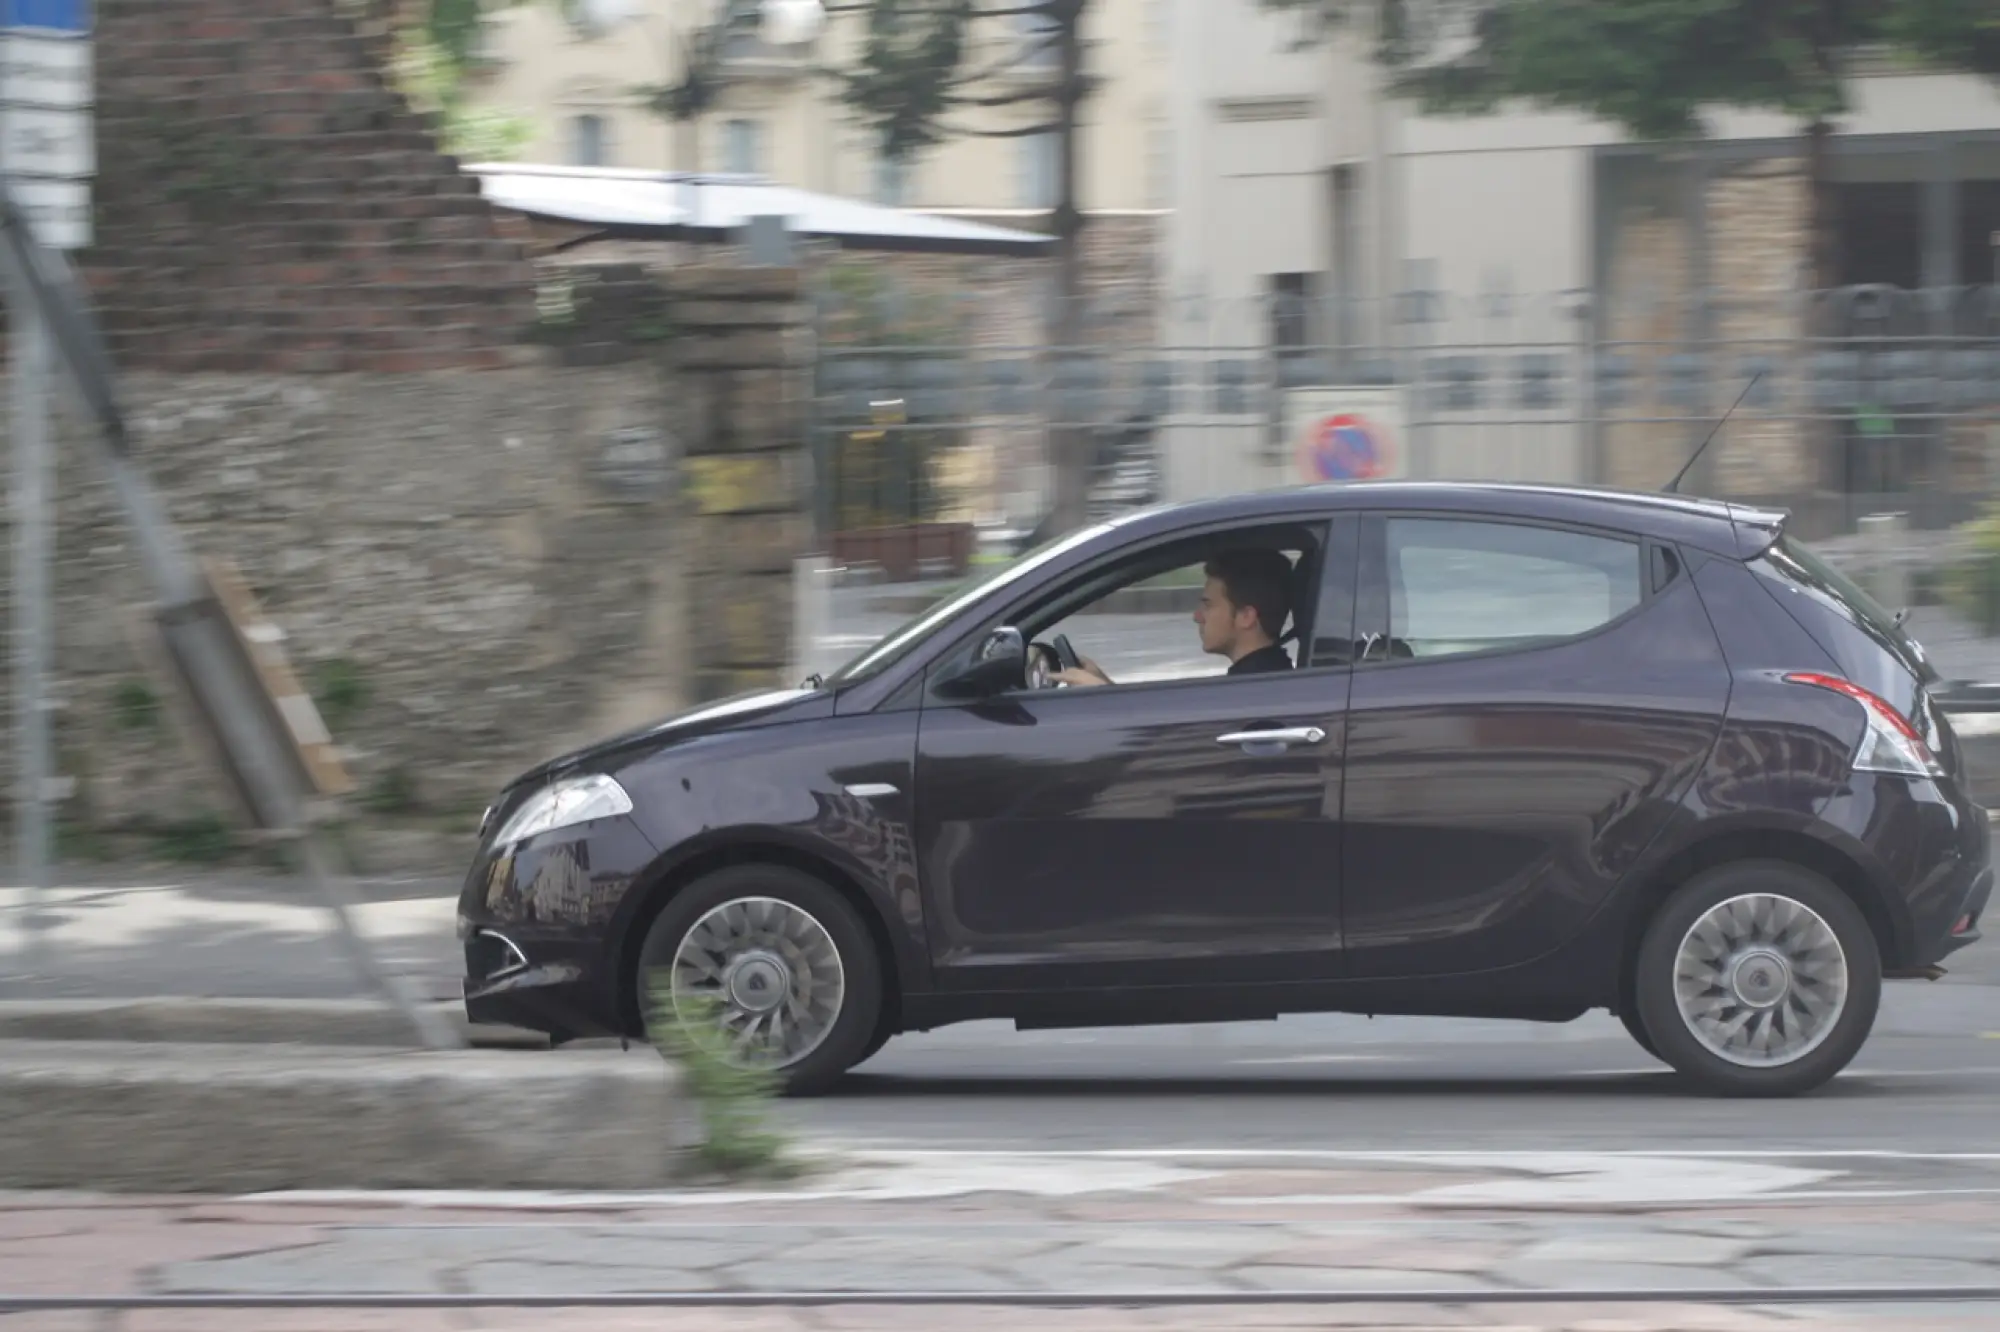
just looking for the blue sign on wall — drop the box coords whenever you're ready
[1,0,92,35]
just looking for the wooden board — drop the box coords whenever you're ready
[200,556,354,798]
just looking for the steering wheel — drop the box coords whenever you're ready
[1050,634,1082,672]
[1025,643,1056,691]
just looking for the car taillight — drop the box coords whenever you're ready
[1784,671,1945,779]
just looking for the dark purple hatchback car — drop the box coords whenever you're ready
[458,483,1990,1097]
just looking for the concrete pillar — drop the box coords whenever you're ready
[665,266,814,703]
[1922,141,1960,293]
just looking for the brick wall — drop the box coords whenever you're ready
[79,0,539,372]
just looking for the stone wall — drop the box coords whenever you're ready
[13,358,686,859]
[1706,157,1812,500]
[1598,163,1696,493]
[0,0,818,867]
[524,212,1162,355]
[1597,152,1814,501]
[78,0,538,372]
[6,261,817,866]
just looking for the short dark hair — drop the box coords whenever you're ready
[1203,548,1293,638]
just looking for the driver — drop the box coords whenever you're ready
[1056,547,1295,686]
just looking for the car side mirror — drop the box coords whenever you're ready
[937,626,1027,699]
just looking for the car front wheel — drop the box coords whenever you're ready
[1634,860,1881,1098]
[635,864,884,1097]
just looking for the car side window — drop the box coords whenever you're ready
[1381,518,1644,661]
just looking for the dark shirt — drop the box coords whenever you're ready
[1228,644,1293,676]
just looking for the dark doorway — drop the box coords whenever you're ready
[1834,182,1924,288]
[1964,179,2000,288]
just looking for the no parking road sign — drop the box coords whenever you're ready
[0,0,91,250]
[1,0,91,33]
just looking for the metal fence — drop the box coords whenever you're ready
[806,282,2000,555]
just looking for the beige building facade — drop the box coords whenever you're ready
[468,0,1174,213]
[1161,0,2000,517]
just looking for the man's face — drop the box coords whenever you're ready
[1193,576,1252,656]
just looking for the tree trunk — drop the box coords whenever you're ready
[1804,119,1837,295]
[1802,118,1840,507]
[1046,0,1090,536]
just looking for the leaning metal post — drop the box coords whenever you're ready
[0,185,455,1052]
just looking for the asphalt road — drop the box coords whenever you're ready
[3,869,1998,1159]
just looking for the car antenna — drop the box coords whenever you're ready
[1663,372,1764,495]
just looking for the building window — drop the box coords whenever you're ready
[875,155,910,206]
[722,118,763,175]
[1267,272,1313,352]
[1017,131,1059,209]
[570,113,610,167]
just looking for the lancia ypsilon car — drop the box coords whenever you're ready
[459,482,1989,1097]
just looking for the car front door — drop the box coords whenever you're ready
[913,518,1359,993]
[1340,512,1731,979]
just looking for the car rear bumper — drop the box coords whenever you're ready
[1901,793,1992,969]
[1925,860,1990,963]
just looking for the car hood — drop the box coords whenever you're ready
[509,686,833,787]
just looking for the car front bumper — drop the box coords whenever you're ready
[457,814,660,1041]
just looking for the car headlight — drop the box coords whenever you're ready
[491,774,633,848]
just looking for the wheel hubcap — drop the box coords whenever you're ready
[668,896,845,1071]
[725,952,791,1014]
[1673,892,1849,1068]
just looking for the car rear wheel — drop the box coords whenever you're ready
[1635,860,1880,1097]
[635,864,883,1097]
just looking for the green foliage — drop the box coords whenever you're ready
[821,262,963,530]
[54,813,113,864]
[310,658,372,735]
[835,0,980,163]
[822,262,959,346]
[1259,2,2000,137]
[827,1,1086,165]
[1947,504,2000,634]
[393,25,534,162]
[149,814,237,865]
[646,973,799,1180]
[111,679,162,733]
[363,765,423,817]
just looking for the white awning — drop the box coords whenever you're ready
[465,164,1056,257]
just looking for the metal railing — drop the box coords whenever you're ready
[803,282,2000,539]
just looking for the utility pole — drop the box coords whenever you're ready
[1045,0,1089,536]
[10,230,50,974]
[4,0,94,976]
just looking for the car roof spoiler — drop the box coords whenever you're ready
[1723,502,1788,561]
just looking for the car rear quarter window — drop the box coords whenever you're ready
[1385,518,1645,660]
[1757,535,1935,678]
[1754,534,1939,718]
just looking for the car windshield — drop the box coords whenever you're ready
[824,521,1117,686]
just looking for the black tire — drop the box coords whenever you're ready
[1634,860,1881,1098]
[854,1025,894,1068]
[634,864,884,1097]
[1616,1003,1661,1061]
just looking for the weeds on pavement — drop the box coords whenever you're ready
[646,971,800,1182]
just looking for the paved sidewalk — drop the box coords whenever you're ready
[2,1153,1998,1330]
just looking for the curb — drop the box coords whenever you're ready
[0,998,550,1050]
[0,1040,687,1191]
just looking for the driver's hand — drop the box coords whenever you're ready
[1055,662,1112,687]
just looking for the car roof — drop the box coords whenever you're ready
[1112,481,1786,559]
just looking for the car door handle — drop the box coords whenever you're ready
[1216,726,1326,749]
